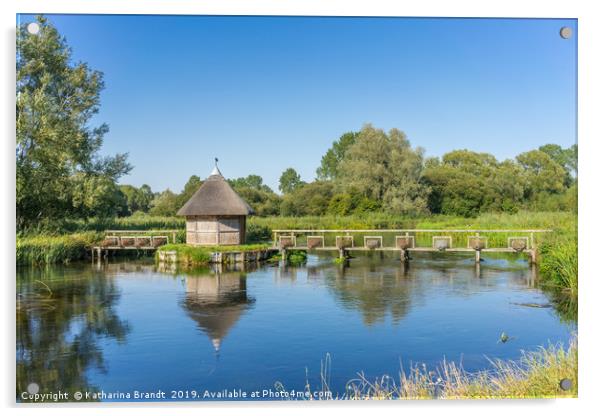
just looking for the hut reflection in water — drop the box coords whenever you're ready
[181,264,255,353]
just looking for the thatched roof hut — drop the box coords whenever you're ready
[177,163,254,245]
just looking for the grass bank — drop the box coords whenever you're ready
[156,243,273,266]
[16,232,102,266]
[304,337,577,399]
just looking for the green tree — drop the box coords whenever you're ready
[176,175,202,208]
[336,125,429,215]
[229,174,268,191]
[516,150,566,197]
[539,143,578,186]
[280,182,334,216]
[149,189,179,216]
[423,151,525,216]
[117,184,154,216]
[229,174,281,216]
[138,184,154,212]
[316,131,359,180]
[279,168,305,194]
[16,16,131,229]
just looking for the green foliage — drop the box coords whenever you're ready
[424,150,524,217]
[539,236,578,298]
[16,232,101,265]
[321,337,577,399]
[228,174,281,216]
[337,124,430,215]
[149,189,179,216]
[279,167,305,194]
[286,250,308,265]
[539,143,578,185]
[280,181,335,216]
[316,131,359,180]
[118,184,154,216]
[175,175,202,209]
[516,150,567,197]
[157,243,272,266]
[16,16,131,230]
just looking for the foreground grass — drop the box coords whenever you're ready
[303,338,577,399]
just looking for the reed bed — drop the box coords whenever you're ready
[16,232,101,266]
[301,337,577,400]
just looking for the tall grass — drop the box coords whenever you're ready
[16,232,101,266]
[539,238,578,297]
[302,337,577,399]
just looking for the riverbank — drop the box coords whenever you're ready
[16,211,577,300]
[156,243,275,266]
[307,337,577,399]
[16,232,102,266]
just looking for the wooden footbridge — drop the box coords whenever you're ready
[91,230,179,260]
[272,229,552,263]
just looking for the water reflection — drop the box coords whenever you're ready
[180,264,255,353]
[323,260,420,325]
[16,265,130,401]
[16,255,575,402]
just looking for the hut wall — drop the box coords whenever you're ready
[185,215,245,246]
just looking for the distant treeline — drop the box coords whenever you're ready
[110,124,577,221]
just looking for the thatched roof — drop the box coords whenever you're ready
[177,166,254,216]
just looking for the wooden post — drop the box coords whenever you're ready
[339,248,346,260]
[530,232,538,264]
[475,232,481,263]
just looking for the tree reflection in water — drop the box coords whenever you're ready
[16,264,130,401]
[324,259,419,325]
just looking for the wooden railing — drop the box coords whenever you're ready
[271,229,553,262]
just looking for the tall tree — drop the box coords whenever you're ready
[516,150,566,197]
[16,16,131,229]
[176,175,202,208]
[538,143,578,185]
[278,168,305,194]
[336,125,429,215]
[316,131,359,180]
[149,189,179,216]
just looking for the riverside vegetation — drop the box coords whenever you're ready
[299,336,577,399]
[17,211,577,303]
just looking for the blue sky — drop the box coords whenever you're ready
[17,14,577,193]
